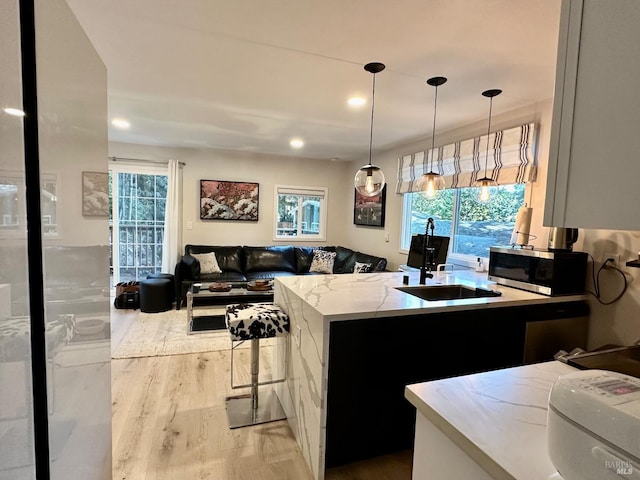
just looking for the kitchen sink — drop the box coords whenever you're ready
[395,284,502,301]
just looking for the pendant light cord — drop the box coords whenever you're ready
[368,72,377,167]
[430,84,439,172]
[483,96,494,178]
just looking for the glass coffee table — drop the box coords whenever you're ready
[186,282,274,334]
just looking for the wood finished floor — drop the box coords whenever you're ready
[111,305,412,480]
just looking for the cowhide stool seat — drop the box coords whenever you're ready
[225,302,289,429]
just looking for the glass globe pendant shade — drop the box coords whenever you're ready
[420,171,445,198]
[475,176,497,203]
[354,164,385,197]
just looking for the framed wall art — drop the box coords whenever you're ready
[354,185,386,227]
[200,179,259,221]
[82,171,109,217]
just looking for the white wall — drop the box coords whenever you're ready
[109,142,352,250]
[574,230,640,349]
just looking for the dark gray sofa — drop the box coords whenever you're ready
[174,244,387,308]
[0,244,110,317]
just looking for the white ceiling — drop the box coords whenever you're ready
[66,0,561,162]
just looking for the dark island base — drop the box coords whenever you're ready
[325,300,589,468]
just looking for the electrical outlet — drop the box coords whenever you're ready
[604,252,620,268]
[296,325,302,348]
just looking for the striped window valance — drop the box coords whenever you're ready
[395,123,537,194]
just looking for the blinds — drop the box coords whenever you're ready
[277,186,326,198]
[396,123,537,194]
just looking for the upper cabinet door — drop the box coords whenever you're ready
[544,0,640,230]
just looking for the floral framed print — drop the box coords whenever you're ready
[82,171,109,217]
[354,185,386,227]
[200,179,259,221]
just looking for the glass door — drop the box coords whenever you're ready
[109,168,168,284]
[2,0,112,478]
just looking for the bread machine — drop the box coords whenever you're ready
[548,370,640,479]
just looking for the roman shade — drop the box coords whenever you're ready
[396,123,537,194]
[276,186,326,198]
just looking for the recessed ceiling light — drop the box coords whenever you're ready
[3,107,25,117]
[348,97,366,107]
[111,118,130,129]
[290,138,304,149]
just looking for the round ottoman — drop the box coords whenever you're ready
[140,278,172,313]
[147,273,175,302]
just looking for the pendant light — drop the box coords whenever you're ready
[420,76,447,197]
[354,62,386,197]
[475,88,502,203]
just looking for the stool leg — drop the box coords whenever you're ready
[225,337,287,429]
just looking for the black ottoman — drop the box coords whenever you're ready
[140,278,172,313]
[147,273,175,302]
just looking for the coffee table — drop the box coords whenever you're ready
[186,282,274,334]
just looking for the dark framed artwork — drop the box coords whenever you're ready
[200,179,259,221]
[354,186,386,227]
[82,171,109,217]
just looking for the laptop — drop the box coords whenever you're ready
[406,234,450,269]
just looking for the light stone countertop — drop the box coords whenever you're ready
[275,270,586,321]
[405,361,576,480]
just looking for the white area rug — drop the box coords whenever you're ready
[55,340,111,367]
[111,308,235,359]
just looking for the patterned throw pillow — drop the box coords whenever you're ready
[353,262,372,274]
[191,252,222,274]
[309,250,336,274]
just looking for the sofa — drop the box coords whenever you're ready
[174,244,387,308]
[0,244,111,317]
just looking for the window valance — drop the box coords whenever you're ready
[395,123,537,194]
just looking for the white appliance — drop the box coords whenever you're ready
[548,370,640,479]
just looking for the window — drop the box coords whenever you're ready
[402,184,526,264]
[109,167,168,283]
[274,185,328,241]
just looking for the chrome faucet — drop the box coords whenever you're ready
[419,217,435,284]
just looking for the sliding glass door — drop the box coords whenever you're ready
[109,166,168,284]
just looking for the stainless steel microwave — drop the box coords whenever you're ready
[488,246,588,296]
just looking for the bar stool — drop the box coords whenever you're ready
[224,302,289,429]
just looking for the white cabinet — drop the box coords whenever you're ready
[544,0,640,230]
[411,414,494,480]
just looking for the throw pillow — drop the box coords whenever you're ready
[309,250,336,274]
[191,252,222,274]
[353,262,372,274]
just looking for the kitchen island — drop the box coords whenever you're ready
[404,361,575,479]
[273,270,586,480]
